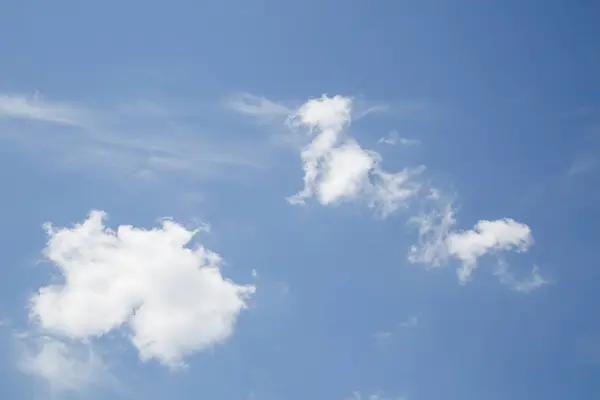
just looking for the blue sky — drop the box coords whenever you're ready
[1,0,599,399]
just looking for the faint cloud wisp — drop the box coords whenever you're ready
[0,91,268,185]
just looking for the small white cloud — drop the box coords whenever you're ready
[447,218,533,283]
[285,95,423,216]
[409,195,543,287]
[227,92,292,118]
[378,131,420,146]
[287,94,352,133]
[399,314,420,328]
[494,261,548,293]
[251,269,258,278]
[29,210,256,368]
[373,314,420,344]
[0,92,90,126]
[17,336,111,394]
[372,331,393,342]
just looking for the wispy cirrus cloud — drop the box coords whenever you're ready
[226,92,293,119]
[494,261,549,293]
[0,92,269,184]
[372,314,421,344]
[0,92,92,127]
[378,130,420,146]
[566,130,600,178]
[371,331,393,343]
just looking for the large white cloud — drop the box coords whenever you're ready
[28,210,255,368]
[286,95,423,216]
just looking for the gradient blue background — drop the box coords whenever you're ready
[1,0,599,399]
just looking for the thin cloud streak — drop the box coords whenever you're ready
[0,93,92,127]
[378,131,421,146]
[226,92,293,118]
[0,92,268,183]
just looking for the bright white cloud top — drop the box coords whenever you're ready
[28,210,255,368]
[286,95,424,217]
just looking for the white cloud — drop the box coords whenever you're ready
[372,314,420,344]
[399,314,420,328]
[408,191,457,267]
[0,92,90,126]
[369,166,425,218]
[28,210,256,368]
[286,96,351,204]
[317,140,376,205]
[372,331,393,342]
[227,92,292,118]
[287,94,352,133]
[354,104,390,120]
[447,218,533,283]
[0,92,267,184]
[408,195,545,287]
[494,261,549,293]
[378,130,420,146]
[17,336,111,394]
[286,95,423,215]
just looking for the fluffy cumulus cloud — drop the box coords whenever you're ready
[408,194,547,288]
[447,218,533,283]
[286,95,424,217]
[28,210,255,368]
